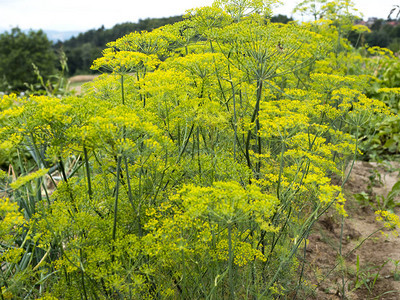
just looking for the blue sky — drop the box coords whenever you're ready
[0,0,399,32]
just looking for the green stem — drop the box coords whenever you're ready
[80,249,88,300]
[176,124,194,164]
[58,157,76,209]
[83,145,93,200]
[121,74,125,106]
[276,141,286,201]
[228,223,235,300]
[245,79,263,170]
[340,214,345,300]
[58,156,68,183]
[197,127,201,180]
[292,236,309,300]
[111,155,122,262]
[264,206,292,267]
[228,64,237,161]
[124,156,135,211]
[261,212,317,298]
[29,133,57,188]
[342,125,359,189]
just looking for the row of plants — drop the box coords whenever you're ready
[1,0,400,298]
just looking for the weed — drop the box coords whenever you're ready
[391,259,400,281]
[350,255,389,294]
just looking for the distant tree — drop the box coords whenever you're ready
[391,24,400,38]
[270,14,293,24]
[370,18,384,31]
[0,28,57,91]
[61,16,184,75]
[365,30,390,47]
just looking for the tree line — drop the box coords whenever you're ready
[56,15,185,75]
[0,13,399,92]
[0,16,184,92]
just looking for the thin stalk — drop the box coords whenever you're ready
[65,158,84,179]
[29,134,58,188]
[354,33,362,49]
[340,214,345,300]
[208,215,219,299]
[32,246,51,271]
[261,208,320,298]
[276,140,286,201]
[29,133,47,168]
[255,116,262,178]
[176,124,194,164]
[228,223,235,300]
[15,150,33,218]
[121,74,125,105]
[337,125,359,299]
[41,178,51,206]
[245,79,263,170]
[210,40,228,107]
[138,164,144,237]
[341,125,359,189]
[111,156,122,262]
[83,145,93,200]
[177,123,181,147]
[124,156,135,211]
[228,64,237,161]
[136,71,143,105]
[35,175,43,205]
[197,127,201,179]
[181,227,186,298]
[143,70,147,107]
[80,249,88,300]
[261,189,344,298]
[200,128,209,151]
[58,157,76,209]
[264,206,293,267]
[58,157,68,183]
[292,235,309,300]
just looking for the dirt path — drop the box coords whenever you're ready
[305,161,400,299]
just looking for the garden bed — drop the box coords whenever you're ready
[306,161,400,299]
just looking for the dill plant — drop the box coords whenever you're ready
[0,0,396,299]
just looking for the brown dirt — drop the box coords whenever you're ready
[68,75,98,83]
[304,161,400,299]
[68,75,98,95]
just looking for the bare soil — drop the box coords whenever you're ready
[304,161,400,299]
[68,75,98,83]
[68,74,98,94]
